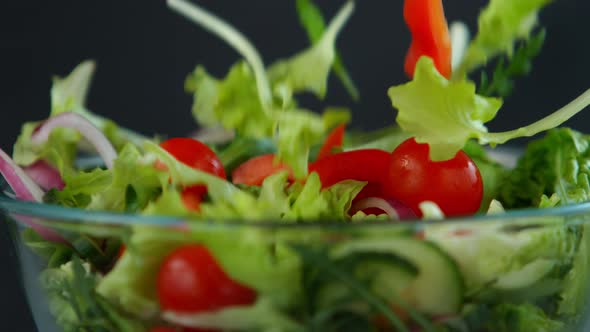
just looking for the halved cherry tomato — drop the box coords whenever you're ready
[157,245,257,313]
[232,154,294,186]
[308,149,391,198]
[159,138,226,211]
[404,0,452,78]
[383,138,483,217]
[317,124,346,160]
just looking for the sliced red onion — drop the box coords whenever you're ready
[350,197,417,220]
[190,126,235,144]
[0,148,65,242]
[24,160,65,191]
[31,112,117,169]
[0,149,44,202]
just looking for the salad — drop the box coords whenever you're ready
[2,0,590,331]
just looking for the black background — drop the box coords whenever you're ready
[1,1,589,330]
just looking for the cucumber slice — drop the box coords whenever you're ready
[333,237,464,315]
[494,259,556,290]
[316,251,417,309]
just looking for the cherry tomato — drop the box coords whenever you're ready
[404,0,452,78]
[159,138,226,211]
[157,245,257,313]
[160,138,226,178]
[384,138,483,217]
[309,149,390,196]
[232,154,294,186]
[317,124,346,160]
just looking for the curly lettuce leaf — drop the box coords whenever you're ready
[87,144,162,212]
[295,0,359,101]
[499,128,590,209]
[389,57,502,161]
[389,57,590,161]
[185,63,274,139]
[455,0,553,77]
[268,1,354,101]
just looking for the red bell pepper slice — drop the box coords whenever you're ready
[317,124,346,160]
[403,0,452,79]
[308,149,391,198]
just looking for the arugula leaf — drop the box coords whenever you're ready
[478,29,546,98]
[454,0,553,77]
[268,1,354,101]
[40,256,145,332]
[388,57,590,161]
[295,0,359,101]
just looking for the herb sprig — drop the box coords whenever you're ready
[477,29,546,98]
[292,244,437,332]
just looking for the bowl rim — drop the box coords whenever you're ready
[2,147,589,230]
[2,191,590,230]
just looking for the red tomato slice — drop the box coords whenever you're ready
[157,245,257,313]
[232,154,294,186]
[384,138,483,217]
[317,124,346,160]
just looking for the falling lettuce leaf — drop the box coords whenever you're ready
[389,57,590,161]
[454,0,553,77]
[388,57,502,161]
[294,0,359,101]
[185,62,274,139]
[268,1,354,101]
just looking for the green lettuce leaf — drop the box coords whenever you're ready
[499,128,590,209]
[88,144,162,212]
[388,57,590,161]
[295,0,359,101]
[426,221,581,291]
[185,62,274,138]
[454,0,553,77]
[268,1,354,101]
[484,303,564,332]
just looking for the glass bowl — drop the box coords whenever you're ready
[2,152,590,332]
